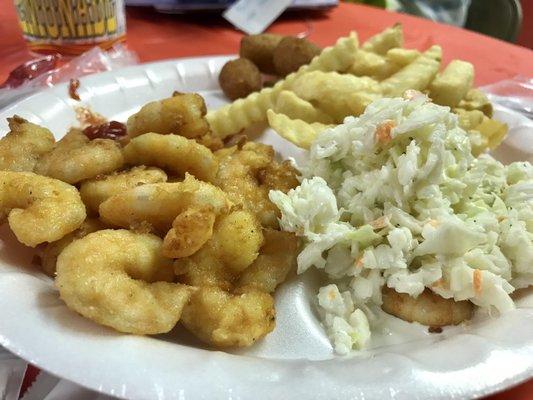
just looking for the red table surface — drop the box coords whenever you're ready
[1,1,532,399]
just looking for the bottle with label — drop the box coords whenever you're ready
[13,0,126,55]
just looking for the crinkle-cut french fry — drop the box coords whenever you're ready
[207,32,359,138]
[267,110,330,149]
[362,24,404,55]
[386,48,421,66]
[454,108,485,131]
[476,117,508,149]
[457,88,493,117]
[275,91,333,124]
[429,60,474,107]
[348,50,401,80]
[380,45,442,97]
[289,71,381,122]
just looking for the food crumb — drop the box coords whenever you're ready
[428,326,443,334]
[69,78,81,101]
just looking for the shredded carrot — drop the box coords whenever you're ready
[375,120,396,144]
[473,269,483,294]
[370,216,388,229]
[428,219,439,227]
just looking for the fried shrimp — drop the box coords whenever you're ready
[126,92,209,139]
[123,132,218,183]
[79,166,167,215]
[381,286,474,327]
[35,129,124,184]
[41,218,107,277]
[0,116,55,172]
[174,210,264,289]
[0,171,86,247]
[56,229,195,334]
[99,174,231,234]
[215,142,298,228]
[180,285,275,347]
[237,229,298,293]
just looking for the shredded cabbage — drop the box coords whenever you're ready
[270,96,533,355]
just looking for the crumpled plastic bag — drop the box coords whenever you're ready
[0,45,138,110]
[481,76,533,120]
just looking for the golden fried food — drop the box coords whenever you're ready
[79,166,167,215]
[56,229,194,334]
[41,218,107,277]
[174,210,264,289]
[240,33,284,74]
[290,71,382,121]
[180,285,275,347]
[273,36,321,77]
[195,133,224,152]
[0,116,55,172]
[35,129,124,184]
[162,207,216,258]
[99,174,231,234]
[219,58,262,101]
[381,286,474,327]
[238,229,298,293]
[215,142,299,228]
[123,132,218,183]
[126,92,209,139]
[0,171,86,247]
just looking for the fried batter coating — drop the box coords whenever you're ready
[381,286,474,327]
[215,142,299,228]
[273,36,321,77]
[195,133,224,152]
[162,207,216,258]
[56,229,194,334]
[123,132,218,183]
[180,285,275,347]
[99,174,231,234]
[237,229,298,293]
[0,116,55,172]
[219,58,262,100]
[41,218,107,277]
[127,93,209,139]
[35,129,124,184]
[174,210,264,289]
[79,166,167,215]
[0,171,86,247]
[240,33,284,74]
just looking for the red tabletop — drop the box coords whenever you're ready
[0,1,532,399]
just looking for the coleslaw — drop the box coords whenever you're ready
[270,95,533,354]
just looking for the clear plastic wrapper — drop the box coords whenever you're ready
[0,348,26,400]
[482,76,533,119]
[0,45,138,110]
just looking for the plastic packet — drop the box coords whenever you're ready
[481,76,533,119]
[0,347,27,400]
[0,45,139,110]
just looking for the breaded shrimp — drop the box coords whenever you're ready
[41,218,107,277]
[35,129,124,184]
[174,210,264,289]
[0,116,55,172]
[79,166,167,215]
[99,174,231,234]
[237,229,298,293]
[127,92,210,139]
[123,132,218,183]
[215,142,299,228]
[56,229,195,334]
[180,285,275,347]
[381,286,474,327]
[0,171,86,247]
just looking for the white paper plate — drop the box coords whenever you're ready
[0,56,532,400]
